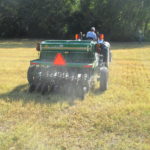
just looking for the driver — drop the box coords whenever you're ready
[86,27,97,40]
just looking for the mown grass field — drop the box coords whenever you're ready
[0,40,150,150]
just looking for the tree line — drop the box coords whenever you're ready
[0,0,150,41]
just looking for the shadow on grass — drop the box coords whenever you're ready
[0,84,105,106]
[0,84,83,106]
[92,88,105,95]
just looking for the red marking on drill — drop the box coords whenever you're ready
[53,53,66,66]
[31,62,39,65]
[83,65,92,68]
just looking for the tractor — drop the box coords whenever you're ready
[27,34,111,99]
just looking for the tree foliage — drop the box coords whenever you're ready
[0,0,149,41]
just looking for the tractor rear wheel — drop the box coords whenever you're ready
[29,84,36,93]
[100,67,108,91]
[27,66,36,84]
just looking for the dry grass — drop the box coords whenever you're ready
[0,40,150,150]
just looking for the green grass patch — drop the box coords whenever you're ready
[0,40,150,150]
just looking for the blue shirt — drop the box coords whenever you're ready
[98,39,104,43]
[86,31,97,40]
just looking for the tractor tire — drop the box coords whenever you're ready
[27,66,36,84]
[76,85,85,100]
[41,83,48,95]
[29,84,36,93]
[100,67,108,91]
[101,45,109,68]
[106,48,110,68]
[78,89,84,100]
[109,51,112,62]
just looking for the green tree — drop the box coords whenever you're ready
[0,0,149,40]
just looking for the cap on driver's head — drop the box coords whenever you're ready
[91,27,95,31]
